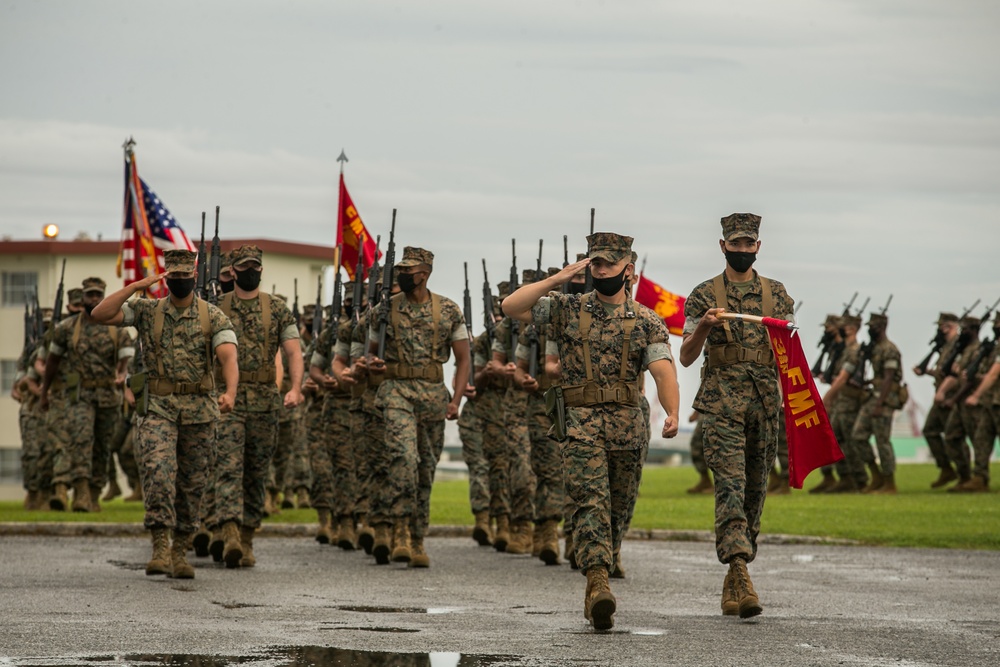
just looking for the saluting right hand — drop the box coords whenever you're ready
[134,272,167,292]
[549,258,591,286]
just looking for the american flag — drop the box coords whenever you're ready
[117,144,194,297]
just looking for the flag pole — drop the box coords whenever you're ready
[335,149,349,276]
[718,312,797,330]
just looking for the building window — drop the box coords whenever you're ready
[1,359,18,393]
[2,271,39,307]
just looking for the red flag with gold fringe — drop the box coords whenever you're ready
[336,173,381,280]
[762,317,844,488]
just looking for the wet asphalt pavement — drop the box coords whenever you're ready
[0,534,997,666]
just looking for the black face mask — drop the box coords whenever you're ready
[960,329,976,342]
[568,282,587,295]
[220,279,235,294]
[234,268,261,291]
[83,303,97,317]
[166,277,196,299]
[343,304,354,319]
[868,326,883,339]
[398,272,420,294]
[725,250,757,274]
[592,265,629,297]
[838,327,848,338]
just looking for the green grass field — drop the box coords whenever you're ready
[2,463,998,550]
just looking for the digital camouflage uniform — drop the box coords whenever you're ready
[826,331,868,487]
[270,341,311,503]
[846,318,903,477]
[48,280,133,496]
[342,307,380,525]
[922,313,960,473]
[15,345,46,502]
[684,216,794,565]
[301,321,333,515]
[120,289,236,533]
[457,393,490,515]
[532,282,672,574]
[211,248,299,531]
[942,321,982,482]
[369,248,467,547]
[968,331,1000,486]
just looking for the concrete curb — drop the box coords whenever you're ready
[0,522,860,545]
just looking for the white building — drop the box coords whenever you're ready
[0,235,333,481]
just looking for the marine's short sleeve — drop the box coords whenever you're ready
[48,319,70,357]
[682,281,713,336]
[208,304,237,350]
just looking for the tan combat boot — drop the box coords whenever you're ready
[730,557,762,618]
[295,487,311,509]
[721,569,739,616]
[472,510,492,546]
[861,463,884,493]
[315,509,333,544]
[584,567,616,630]
[124,484,143,502]
[24,490,39,510]
[930,466,958,489]
[505,521,533,555]
[221,521,243,569]
[372,523,392,565]
[89,485,103,512]
[538,520,560,566]
[337,516,357,551]
[391,522,411,563]
[170,533,195,579]
[280,489,294,510]
[770,477,791,495]
[49,483,69,511]
[357,515,375,555]
[610,550,626,579]
[209,527,225,562]
[240,526,256,568]
[808,470,837,494]
[686,471,713,494]
[532,523,543,558]
[828,477,860,494]
[408,537,430,568]
[102,478,122,502]
[145,528,172,576]
[952,474,989,493]
[873,473,897,494]
[493,515,511,553]
[71,480,91,513]
[192,526,212,557]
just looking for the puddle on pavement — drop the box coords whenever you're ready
[332,605,463,615]
[3,645,593,666]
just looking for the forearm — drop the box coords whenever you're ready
[680,330,708,368]
[876,370,895,406]
[650,360,679,418]
[502,278,558,323]
[41,355,61,393]
[91,284,138,324]
[217,345,239,396]
[283,340,304,390]
[309,364,328,384]
[971,363,1000,401]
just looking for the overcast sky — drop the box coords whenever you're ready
[2,0,998,420]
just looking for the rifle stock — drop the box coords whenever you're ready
[207,206,221,305]
[376,210,397,360]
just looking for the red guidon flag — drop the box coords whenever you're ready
[337,173,381,280]
[762,317,844,488]
[635,273,686,335]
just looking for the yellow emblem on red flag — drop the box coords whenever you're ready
[337,173,381,280]
[634,273,686,335]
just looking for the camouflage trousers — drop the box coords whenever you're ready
[323,392,356,520]
[372,379,449,541]
[270,408,311,495]
[526,393,563,522]
[850,399,895,476]
[690,419,707,475]
[971,403,1000,482]
[563,438,643,573]
[134,413,212,533]
[457,400,490,515]
[482,390,535,522]
[19,408,43,493]
[944,403,981,480]
[352,395,381,519]
[701,394,778,565]
[107,412,140,490]
[52,399,121,488]
[305,396,332,511]
[922,400,953,470]
[211,409,279,530]
[828,405,865,485]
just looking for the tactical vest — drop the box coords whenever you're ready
[219,292,277,384]
[148,298,215,396]
[562,293,640,408]
[384,291,446,383]
[703,273,775,372]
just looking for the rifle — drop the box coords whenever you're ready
[508,239,520,363]
[963,333,999,398]
[915,328,947,376]
[562,235,571,294]
[207,206,222,305]
[367,235,382,310]
[197,212,207,299]
[462,262,476,386]
[52,259,66,324]
[376,210,397,360]
[312,274,324,339]
[481,260,497,345]
[584,208,595,292]
[291,278,300,326]
[351,238,365,327]
[848,295,892,387]
[21,288,35,362]
[331,259,344,338]
[938,299,984,379]
[841,292,858,317]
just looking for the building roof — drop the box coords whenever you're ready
[0,238,336,261]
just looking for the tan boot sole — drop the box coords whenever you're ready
[589,593,616,630]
